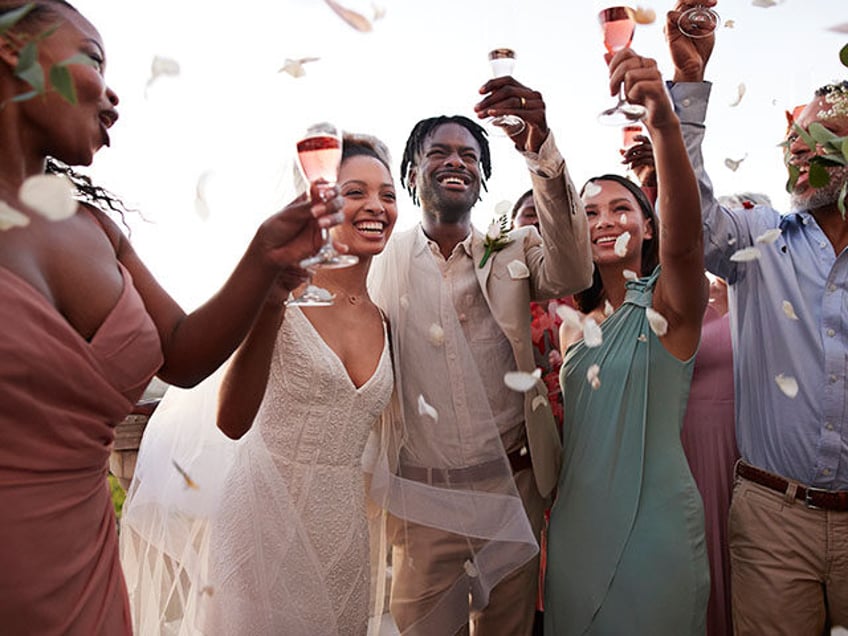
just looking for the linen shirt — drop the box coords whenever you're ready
[671,82,848,488]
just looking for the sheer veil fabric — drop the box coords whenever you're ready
[366,230,539,635]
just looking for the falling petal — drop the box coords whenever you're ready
[464,559,479,578]
[827,23,848,34]
[583,317,603,348]
[751,0,781,6]
[724,154,747,171]
[494,200,513,217]
[614,231,631,257]
[427,323,445,346]
[19,174,77,221]
[724,19,736,28]
[586,364,601,390]
[145,55,180,94]
[755,228,782,244]
[774,373,799,398]
[631,6,656,24]
[172,460,199,490]
[195,171,213,221]
[324,0,373,32]
[730,246,761,262]
[507,259,530,280]
[637,334,648,342]
[727,237,737,246]
[504,368,542,392]
[604,300,614,316]
[583,181,602,198]
[646,307,669,336]
[556,304,583,329]
[782,300,799,320]
[0,202,30,230]
[623,269,638,281]
[278,56,320,78]
[372,2,387,20]
[399,294,410,310]
[532,395,548,411]
[417,395,439,421]
[619,213,627,224]
[729,83,746,107]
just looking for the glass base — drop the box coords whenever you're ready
[597,102,647,126]
[285,285,335,307]
[488,115,526,137]
[301,247,359,270]
[678,8,720,39]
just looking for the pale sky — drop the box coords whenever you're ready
[71,0,847,309]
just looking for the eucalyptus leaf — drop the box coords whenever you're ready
[842,138,848,163]
[809,122,838,145]
[811,155,845,168]
[841,43,848,68]
[808,162,831,188]
[839,181,847,219]
[0,3,35,35]
[10,89,38,102]
[14,41,44,94]
[48,64,76,104]
[57,53,97,68]
[793,122,816,151]
[785,165,800,193]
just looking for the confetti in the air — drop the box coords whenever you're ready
[504,369,542,392]
[583,181,602,198]
[556,305,583,330]
[646,307,668,336]
[727,237,737,246]
[507,259,530,279]
[782,300,799,320]
[278,57,321,78]
[427,323,445,346]
[172,460,199,490]
[751,0,782,7]
[623,269,639,281]
[604,300,614,316]
[729,83,746,107]
[755,228,782,244]
[637,334,648,343]
[19,174,77,221]
[586,364,601,390]
[494,200,513,217]
[418,395,439,421]
[724,154,747,172]
[627,6,656,24]
[724,19,736,28]
[324,0,373,31]
[145,55,180,95]
[532,395,549,411]
[195,171,213,221]
[614,231,631,257]
[730,246,761,262]
[0,202,29,231]
[775,373,799,398]
[583,317,603,348]
[827,23,848,34]
[372,2,387,20]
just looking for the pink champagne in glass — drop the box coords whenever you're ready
[296,135,342,185]
[599,6,635,55]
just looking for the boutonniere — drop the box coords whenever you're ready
[479,212,512,268]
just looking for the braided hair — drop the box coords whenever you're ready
[399,115,491,206]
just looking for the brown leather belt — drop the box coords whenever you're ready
[401,446,532,485]
[736,461,848,511]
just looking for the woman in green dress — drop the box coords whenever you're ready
[545,48,710,635]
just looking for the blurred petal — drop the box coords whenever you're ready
[729,83,746,107]
[0,202,30,230]
[724,154,747,171]
[532,395,548,411]
[464,559,479,578]
[646,307,668,336]
[145,55,180,93]
[427,323,445,346]
[775,373,799,398]
[586,364,601,390]
[583,317,603,348]
[752,0,781,7]
[418,394,439,421]
[724,19,736,28]
[827,22,848,34]
[507,259,530,279]
[623,269,638,281]
[19,174,77,221]
[614,231,631,257]
[324,0,373,31]
[556,304,583,329]
[372,2,387,20]
[730,246,761,262]
[278,57,320,78]
[756,228,782,244]
[604,300,614,316]
[504,369,542,392]
[637,334,648,342]
[399,294,410,310]
[782,300,799,320]
[494,199,513,217]
[195,170,213,221]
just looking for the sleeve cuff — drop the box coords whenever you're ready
[521,131,564,179]
[667,81,712,124]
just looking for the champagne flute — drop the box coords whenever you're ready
[597,6,647,126]
[485,48,526,137]
[677,4,720,39]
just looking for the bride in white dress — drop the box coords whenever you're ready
[119,134,397,636]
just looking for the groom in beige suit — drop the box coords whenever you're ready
[370,75,591,636]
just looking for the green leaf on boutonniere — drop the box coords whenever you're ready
[840,43,848,68]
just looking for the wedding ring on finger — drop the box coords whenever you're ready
[520,96,526,108]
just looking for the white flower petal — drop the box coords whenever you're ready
[417,395,439,421]
[372,2,387,20]
[0,202,30,231]
[623,269,638,281]
[494,200,513,217]
[486,221,500,241]
[586,363,601,390]
[604,300,614,316]
[631,6,656,24]
[782,300,799,321]
[19,174,77,221]
[729,83,746,107]
[504,369,542,392]
[646,307,669,336]
[619,213,627,225]
[507,259,530,280]
[724,154,747,172]
[637,334,648,342]
[278,56,320,78]
[755,228,782,244]
[583,181,602,198]
[727,237,737,246]
[532,395,549,411]
[399,294,410,310]
[463,559,479,578]
[614,231,631,257]
[730,246,761,262]
[774,373,799,398]
[556,305,583,329]
[724,19,736,28]
[583,317,603,348]
[427,323,445,346]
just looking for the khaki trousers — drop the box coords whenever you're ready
[729,474,848,635]
[389,466,546,636]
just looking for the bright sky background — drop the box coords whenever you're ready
[71,0,847,310]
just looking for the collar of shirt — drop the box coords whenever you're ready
[416,223,475,260]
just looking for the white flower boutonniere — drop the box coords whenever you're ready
[479,212,512,268]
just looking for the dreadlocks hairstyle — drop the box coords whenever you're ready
[573,174,659,314]
[399,115,492,206]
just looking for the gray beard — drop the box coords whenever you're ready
[790,167,848,213]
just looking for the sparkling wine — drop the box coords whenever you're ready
[488,48,516,78]
[622,124,643,149]
[296,135,342,184]
[598,7,635,55]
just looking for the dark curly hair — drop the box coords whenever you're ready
[573,174,659,314]
[399,115,491,206]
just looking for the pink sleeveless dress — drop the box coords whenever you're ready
[0,263,162,636]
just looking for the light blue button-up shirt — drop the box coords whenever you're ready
[671,82,848,488]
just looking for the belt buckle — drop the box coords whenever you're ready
[804,486,829,510]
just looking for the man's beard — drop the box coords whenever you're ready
[417,178,480,221]
[791,165,848,213]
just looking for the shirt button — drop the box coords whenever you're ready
[823,468,832,476]
[827,328,836,337]
[681,98,692,107]
[827,284,837,293]
[820,241,827,249]
[458,313,467,322]
[831,375,838,384]
[826,422,834,431]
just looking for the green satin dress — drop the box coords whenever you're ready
[545,268,709,635]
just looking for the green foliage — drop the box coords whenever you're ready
[0,4,34,34]
[108,473,126,520]
[784,121,848,216]
[841,43,848,69]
